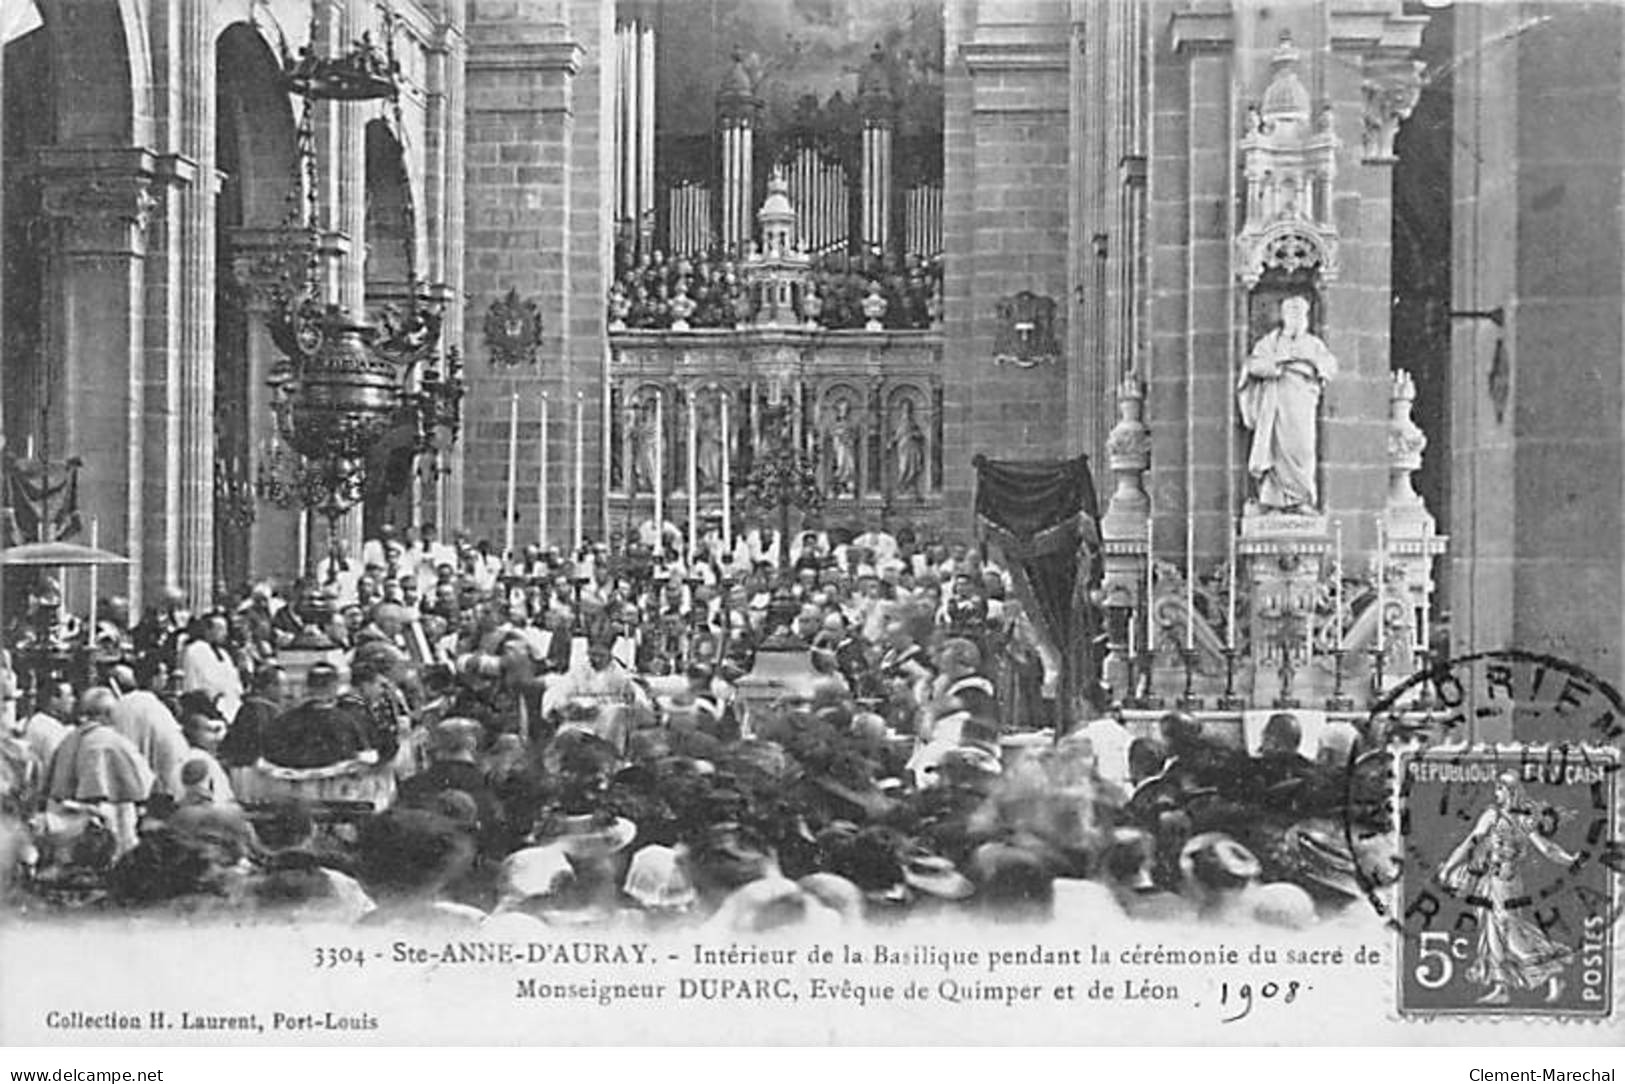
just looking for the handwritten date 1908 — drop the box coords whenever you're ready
[312,947,369,969]
[1218,979,1303,1023]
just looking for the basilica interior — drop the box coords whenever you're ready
[0,0,1621,715]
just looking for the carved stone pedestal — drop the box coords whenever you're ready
[1239,513,1330,708]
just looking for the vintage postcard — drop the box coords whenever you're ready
[1,0,1622,1051]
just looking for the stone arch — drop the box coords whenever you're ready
[39,0,151,147]
[2,26,54,464]
[214,20,302,586]
[217,22,298,228]
[360,119,422,537]
[364,118,418,302]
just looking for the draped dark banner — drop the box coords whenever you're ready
[2,452,83,547]
[973,453,1103,729]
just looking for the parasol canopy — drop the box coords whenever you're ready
[0,541,130,567]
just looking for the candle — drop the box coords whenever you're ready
[573,392,585,550]
[1185,512,1195,652]
[538,394,549,547]
[1226,527,1237,651]
[88,518,99,634]
[687,388,699,559]
[1419,586,1430,658]
[1334,519,1344,650]
[1374,518,1386,658]
[653,390,665,557]
[433,449,446,539]
[504,392,519,561]
[1144,516,1155,654]
[720,391,733,553]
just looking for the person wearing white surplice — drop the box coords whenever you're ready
[1237,295,1338,513]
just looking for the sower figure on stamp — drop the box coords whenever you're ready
[1237,296,1338,514]
[1439,771,1578,1005]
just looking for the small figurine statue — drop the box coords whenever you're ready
[669,279,696,331]
[607,283,630,331]
[861,281,888,332]
[801,281,823,330]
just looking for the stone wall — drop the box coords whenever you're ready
[1450,1,1625,693]
[940,0,1073,531]
[461,0,611,550]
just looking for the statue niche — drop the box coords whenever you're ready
[1238,291,1337,516]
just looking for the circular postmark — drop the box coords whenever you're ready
[1340,651,1623,1014]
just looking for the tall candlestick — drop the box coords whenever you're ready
[504,392,519,561]
[720,391,733,554]
[1419,578,1430,657]
[1144,517,1155,654]
[653,390,665,556]
[573,392,585,550]
[538,394,549,547]
[1226,523,1237,651]
[1334,520,1344,650]
[687,388,699,560]
[1374,518,1386,657]
[1184,512,1195,651]
[88,518,99,633]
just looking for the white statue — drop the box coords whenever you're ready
[1237,295,1338,513]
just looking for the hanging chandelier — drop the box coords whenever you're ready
[282,17,399,102]
[254,8,464,567]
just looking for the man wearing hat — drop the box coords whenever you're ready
[907,639,999,786]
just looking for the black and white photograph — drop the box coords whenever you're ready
[0,0,1620,1057]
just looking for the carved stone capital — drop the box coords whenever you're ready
[1362,55,1425,162]
[227,226,351,309]
[36,147,161,258]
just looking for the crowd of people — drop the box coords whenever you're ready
[609,245,943,332]
[0,519,1394,932]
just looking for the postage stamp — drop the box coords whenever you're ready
[1392,745,1618,1017]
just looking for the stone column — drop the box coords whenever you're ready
[464,7,586,546]
[1449,4,1625,700]
[36,147,157,608]
[166,0,218,608]
[228,226,346,581]
[442,9,469,535]
[941,2,1072,525]
[1323,5,1427,557]
[313,0,365,564]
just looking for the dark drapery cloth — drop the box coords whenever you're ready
[973,454,1103,728]
[2,453,82,546]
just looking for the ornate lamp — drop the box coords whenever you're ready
[284,33,399,101]
[255,15,464,578]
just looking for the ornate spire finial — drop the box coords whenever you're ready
[1272,30,1300,68]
